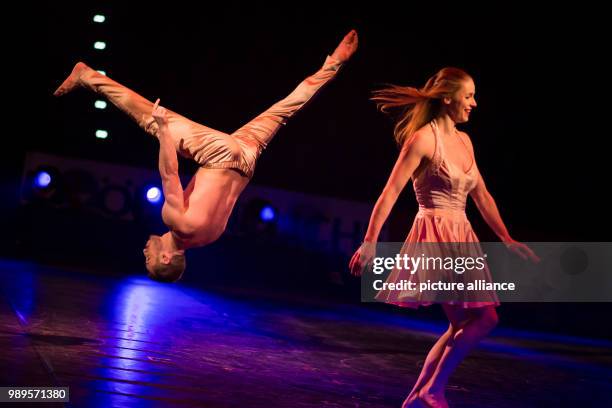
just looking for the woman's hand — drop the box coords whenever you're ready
[504,239,541,263]
[152,98,168,127]
[349,241,376,277]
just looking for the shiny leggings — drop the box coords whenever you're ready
[79,56,343,178]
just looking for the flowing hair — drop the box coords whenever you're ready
[372,67,472,147]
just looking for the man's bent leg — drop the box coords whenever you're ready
[231,56,343,177]
[59,63,230,158]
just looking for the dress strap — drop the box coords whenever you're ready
[429,120,444,173]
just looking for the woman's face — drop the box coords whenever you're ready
[447,78,477,123]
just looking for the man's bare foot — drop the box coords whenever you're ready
[330,29,358,63]
[53,62,89,97]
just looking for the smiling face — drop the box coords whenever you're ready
[445,78,477,124]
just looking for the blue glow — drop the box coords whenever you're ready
[35,171,52,188]
[260,205,276,222]
[146,187,162,204]
[1,257,610,408]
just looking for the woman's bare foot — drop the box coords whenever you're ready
[53,62,89,96]
[402,392,429,408]
[330,29,358,63]
[418,387,448,408]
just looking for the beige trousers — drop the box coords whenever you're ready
[79,56,343,178]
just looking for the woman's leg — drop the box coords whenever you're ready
[403,306,471,408]
[418,305,499,408]
[53,62,229,156]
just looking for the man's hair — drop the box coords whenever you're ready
[147,253,186,283]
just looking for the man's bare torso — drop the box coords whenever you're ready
[164,168,250,248]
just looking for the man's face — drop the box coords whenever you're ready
[143,235,162,271]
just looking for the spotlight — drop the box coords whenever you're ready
[96,129,108,139]
[260,205,276,222]
[23,165,63,203]
[146,187,162,204]
[93,41,107,50]
[62,169,99,208]
[94,100,107,109]
[93,14,106,23]
[133,183,165,222]
[34,171,52,188]
[241,198,278,237]
[98,185,133,217]
[31,166,60,191]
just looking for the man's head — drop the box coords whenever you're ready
[143,234,186,283]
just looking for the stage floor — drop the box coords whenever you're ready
[1,259,610,407]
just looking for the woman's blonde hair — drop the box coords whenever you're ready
[372,67,472,147]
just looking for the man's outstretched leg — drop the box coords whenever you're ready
[53,63,232,159]
[231,30,358,177]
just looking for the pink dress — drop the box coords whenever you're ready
[375,120,500,309]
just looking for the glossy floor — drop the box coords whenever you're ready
[1,259,610,407]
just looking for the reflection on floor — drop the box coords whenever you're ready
[1,259,611,407]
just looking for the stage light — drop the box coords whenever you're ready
[240,198,278,237]
[99,185,133,217]
[34,171,52,188]
[62,168,99,208]
[32,167,60,192]
[260,205,276,222]
[24,165,63,203]
[146,187,162,204]
[93,41,106,50]
[96,129,108,139]
[93,14,106,23]
[133,183,165,221]
[97,70,106,76]
[94,100,107,109]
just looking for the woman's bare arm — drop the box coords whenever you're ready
[350,130,432,275]
[363,132,430,242]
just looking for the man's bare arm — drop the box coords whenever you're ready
[152,99,191,234]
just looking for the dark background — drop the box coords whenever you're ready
[1,3,609,337]
[8,2,608,240]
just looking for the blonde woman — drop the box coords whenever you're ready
[349,68,539,407]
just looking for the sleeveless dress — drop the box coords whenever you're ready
[375,120,500,308]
